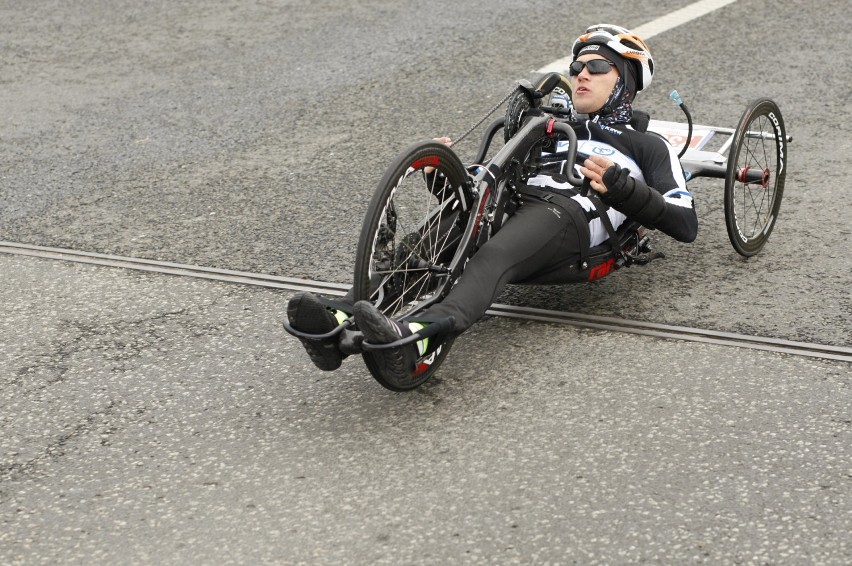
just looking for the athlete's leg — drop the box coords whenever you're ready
[354,198,585,382]
[418,198,583,332]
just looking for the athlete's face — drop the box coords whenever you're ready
[569,55,619,114]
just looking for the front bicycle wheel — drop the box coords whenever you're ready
[353,141,472,390]
[724,98,787,256]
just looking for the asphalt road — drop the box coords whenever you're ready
[2,0,850,564]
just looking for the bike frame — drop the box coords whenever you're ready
[401,115,583,318]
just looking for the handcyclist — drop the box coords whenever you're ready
[286,24,698,380]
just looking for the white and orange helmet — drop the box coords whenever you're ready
[572,24,654,93]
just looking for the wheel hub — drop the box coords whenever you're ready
[736,165,771,189]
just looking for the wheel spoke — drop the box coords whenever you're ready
[724,99,786,256]
[356,143,470,322]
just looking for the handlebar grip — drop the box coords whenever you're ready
[516,72,562,101]
[533,72,562,99]
[547,121,585,187]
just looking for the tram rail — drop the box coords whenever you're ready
[3,240,850,363]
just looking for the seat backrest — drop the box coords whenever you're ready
[630,110,651,133]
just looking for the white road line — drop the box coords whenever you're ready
[536,0,739,73]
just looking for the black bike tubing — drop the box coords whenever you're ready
[472,118,506,165]
[548,122,582,186]
[442,116,581,283]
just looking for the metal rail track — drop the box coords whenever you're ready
[3,241,850,363]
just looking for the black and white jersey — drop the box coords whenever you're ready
[526,119,697,246]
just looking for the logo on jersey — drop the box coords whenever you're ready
[593,147,616,156]
[598,123,622,136]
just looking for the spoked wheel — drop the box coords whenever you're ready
[724,98,787,256]
[353,140,472,390]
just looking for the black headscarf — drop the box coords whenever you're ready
[571,43,638,125]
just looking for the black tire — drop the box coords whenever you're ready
[724,98,787,256]
[503,88,532,143]
[353,141,471,390]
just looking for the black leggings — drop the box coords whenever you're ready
[419,197,586,334]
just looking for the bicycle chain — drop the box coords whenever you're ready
[448,85,518,149]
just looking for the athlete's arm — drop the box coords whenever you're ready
[582,153,697,243]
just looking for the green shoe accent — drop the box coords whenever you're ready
[407,322,429,356]
[332,309,350,326]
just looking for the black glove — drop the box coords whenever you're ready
[599,163,667,229]
[600,163,633,204]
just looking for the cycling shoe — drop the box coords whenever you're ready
[353,301,418,382]
[287,292,344,371]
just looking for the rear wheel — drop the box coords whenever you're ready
[724,98,787,256]
[353,141,472,390]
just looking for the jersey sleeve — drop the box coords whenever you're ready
[600,134,698,243]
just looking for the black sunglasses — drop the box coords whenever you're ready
[568,59,616,77]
